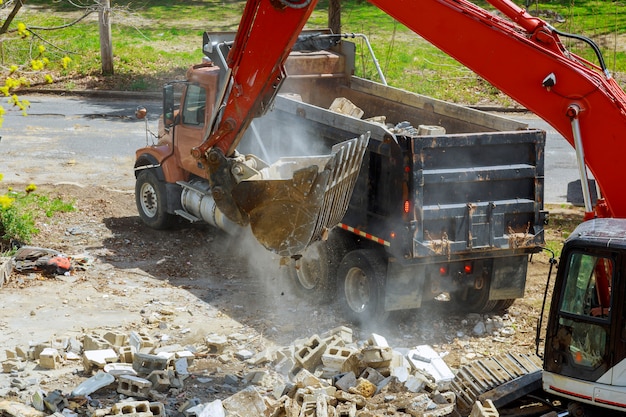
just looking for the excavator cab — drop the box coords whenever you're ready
[542,219,626,411]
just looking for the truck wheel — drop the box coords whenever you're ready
[337,249,388,324]
[287,229,355,303]
[454,287,498,313]
[135,170,175,229]
[493,299,515,311]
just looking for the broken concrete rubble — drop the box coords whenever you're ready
[0,320,543,417]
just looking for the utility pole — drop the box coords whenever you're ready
[98,0,113,75]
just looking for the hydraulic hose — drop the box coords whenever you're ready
[552,28,611,79]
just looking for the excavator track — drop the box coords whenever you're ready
[450,352,543,415]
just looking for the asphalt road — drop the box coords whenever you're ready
[1,94,580,203]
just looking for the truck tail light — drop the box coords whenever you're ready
[439,265,448,276]
[404,200,410,213]
[464,262,473,274]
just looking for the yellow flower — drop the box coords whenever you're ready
[9,65,18,74]
[44,74,53,84]
[25,183,37,193]
[0,173,3,181]
[62,56,72,69]
[17,22,28,38]
[0,195,14,209]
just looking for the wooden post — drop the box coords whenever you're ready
[328,0,341,34]
[99,0,114,75]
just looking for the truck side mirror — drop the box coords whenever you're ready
[163,84,175,127]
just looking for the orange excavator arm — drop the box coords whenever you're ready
[194,0,626,255]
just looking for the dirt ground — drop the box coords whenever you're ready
[0,180,584,409]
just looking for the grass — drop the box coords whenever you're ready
[0,182,75,252]
[3,0,626,104]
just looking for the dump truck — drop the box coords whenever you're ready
[134,32,546,323]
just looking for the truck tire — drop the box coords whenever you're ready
[135,170,175,229]
[337,249,388,324]
[287,229,354,303]
[453,286,498,313]
[493,299,515,311]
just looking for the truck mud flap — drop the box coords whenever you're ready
[233,133,369,256]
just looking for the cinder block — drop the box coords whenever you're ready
[295,335,327,371]
[361,346,392,369]
[104,331,128,348]
[322,346,355,370]
[205,334,228,354]
[333,371,356,392]
[470,399,499,417]
[118,345,136,363]
[2,359,25,372]
[83,349,118,371]
[133,352,168,375]
[147,370,170,391]
[130,331,155,354]
[83,334,111,351]
[359,367,385,386]
[39,348,62,370]
[149,402,166,417]
[322,326,353,344]
[43,389,68,413]
[109,400,153,417]
[117,375,152,399]
[367,333,389,348]
[407,345,454,386]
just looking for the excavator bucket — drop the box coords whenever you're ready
[233,133,370,256]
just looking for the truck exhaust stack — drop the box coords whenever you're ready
[231,133,369,256]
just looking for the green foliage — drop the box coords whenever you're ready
[8,0,626,103]
[0,183,75,249]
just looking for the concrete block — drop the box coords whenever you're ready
[359,367,385,386]
[470,399,499,417]
[148,402,166,417]
[367,333,389,348]
[322,346,355,370]
[83,349,118,370]
[2,359,25,372]
[222,386,267,416]
[31,343,48,360]
[118,345,136,363]
[15,346,29,360]
[39,348,62,370]
[43,389,68,413]
[205,334,228,354]
[50,337,69,352]
[295,335,327,372]
[5,349,16,359]
[117,375,152,399]
[417,125,446,136]
[132,352,168,376]
[333,372,357,392]
[83,334,111,351]
[335,402,357,417]
[175,350,195,365]
[322,326,353,344]
[147,370,170,391]
[130,331,155,354]
[104,331,128,348]
[71,371,115,397]
[361,346,392,369]
[109,400,153,417]
[407,345,454,387]
[292,368,328,389]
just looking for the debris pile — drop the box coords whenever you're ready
[0,321,516,417]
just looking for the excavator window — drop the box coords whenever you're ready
[181,84,206,126]
[553,251,614,377]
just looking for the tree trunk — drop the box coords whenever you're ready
[99,0,114,75]
[328,0,341,34]
[1,0,27,35]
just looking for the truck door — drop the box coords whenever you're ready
[546,250,617,384]
[174,83,207,178]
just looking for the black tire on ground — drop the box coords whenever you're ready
[287,229,355,303]
[135,170,175,229]
[452,285,499,313]
[337,249,389,324]
[493,298,515,311]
